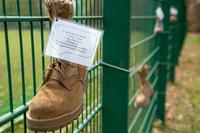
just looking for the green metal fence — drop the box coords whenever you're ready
[168,0,187,82]
[0,0,186,133]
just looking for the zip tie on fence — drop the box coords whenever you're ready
[101,62,130,73]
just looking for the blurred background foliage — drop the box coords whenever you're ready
[185,0,200,32]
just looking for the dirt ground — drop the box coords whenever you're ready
[153,33,200,133]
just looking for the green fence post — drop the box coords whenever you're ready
[157,0,170,123]
[168,0,186,82]
[168,0,179,83]
[102,0,131,132]
[178,0,187,61]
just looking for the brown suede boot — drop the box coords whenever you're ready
[27,0,88,131]
[134,65,153,108]
[44,0,74,20]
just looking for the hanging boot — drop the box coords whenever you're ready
[27,0,88,131]
[44,0,74,20]
[134,65,153,108]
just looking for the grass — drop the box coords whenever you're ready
[0,29,50,115]
[153,33,200,133]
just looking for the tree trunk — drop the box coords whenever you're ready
[185,0,200,32]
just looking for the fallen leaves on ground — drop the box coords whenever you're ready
[153,33,200,133]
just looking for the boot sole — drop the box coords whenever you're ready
[27,102,83,132]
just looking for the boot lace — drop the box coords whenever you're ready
[43,59,84,90]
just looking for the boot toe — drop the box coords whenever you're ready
[28,95,57,119]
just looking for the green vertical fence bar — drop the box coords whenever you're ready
[16,0,27,132]
[2,0,15,132]
[179,0,187,58]
[168,0,186,82]
[172,0,187,65]
[103,0,131,132]
[28,0,37,96]
[39,0,45,79]
[157,0,170,123]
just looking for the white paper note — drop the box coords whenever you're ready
[170,7,178,16]
[156,7,164,21]
[45,19,103,67]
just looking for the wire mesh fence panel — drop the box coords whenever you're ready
[128,0,159,133]
[0,0,103,132]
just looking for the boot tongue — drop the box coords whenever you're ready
[59,61,80,89]
[48,63,61,81]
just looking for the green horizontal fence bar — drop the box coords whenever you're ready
[130,34,156,49]
[129,47,159,77]
[0,16,103,22]
[0,104,29,126]
[131,16,157,20]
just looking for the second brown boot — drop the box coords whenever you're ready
[27,59,87,131]
[134,65,153,108]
